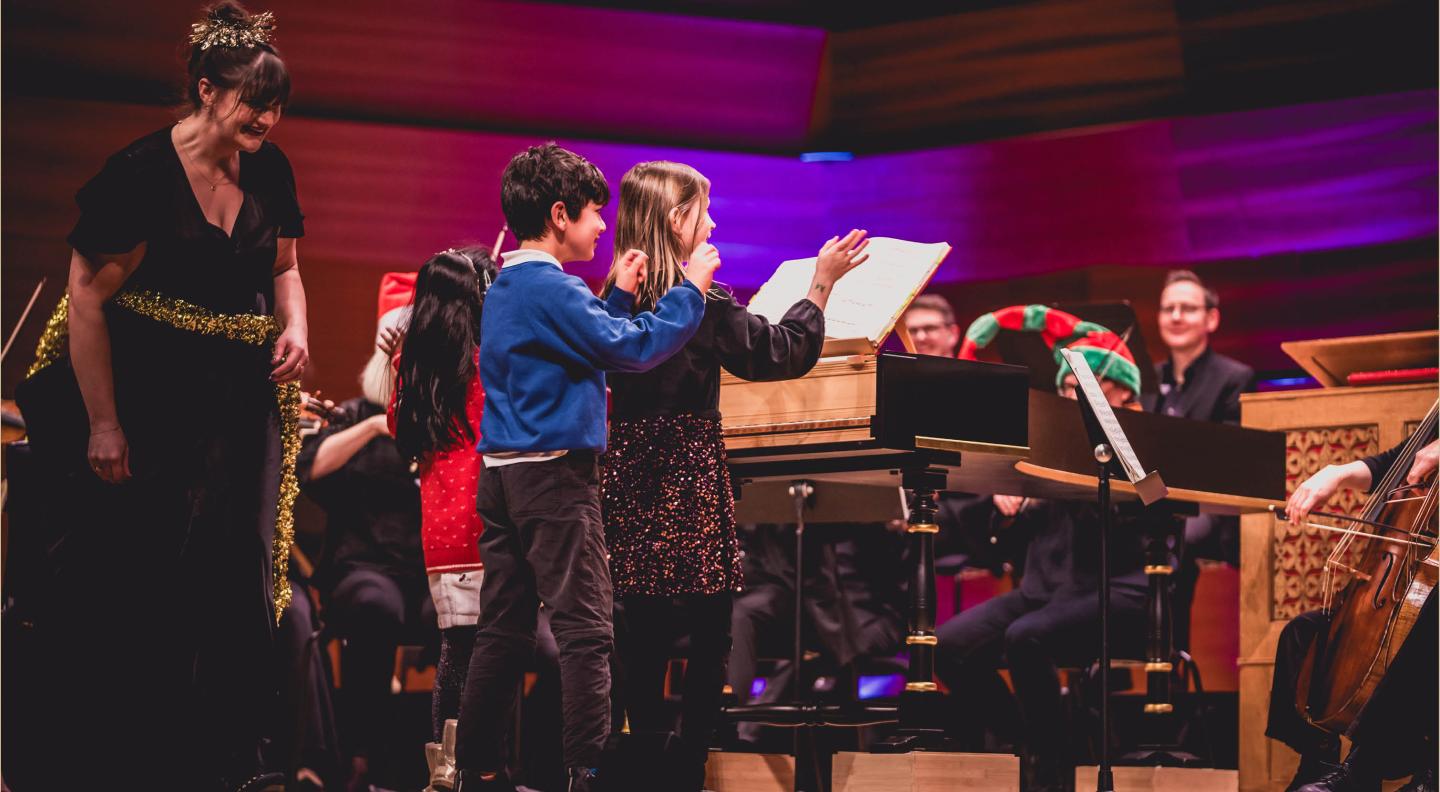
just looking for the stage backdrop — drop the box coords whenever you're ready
[4,90,1434,398]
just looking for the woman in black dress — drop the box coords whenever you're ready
[599,160,869,791]
[16,4,307,790]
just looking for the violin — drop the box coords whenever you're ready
[1295,401,1439,733]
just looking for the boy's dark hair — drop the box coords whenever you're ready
[1162,269,1219,310]
[501,143,610,241]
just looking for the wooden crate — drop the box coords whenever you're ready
[1075,766,1237,792]
[832,751,1019,792]
[704,752,795,792]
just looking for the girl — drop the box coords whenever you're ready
[390,247,497,745]
[600,160,869,791]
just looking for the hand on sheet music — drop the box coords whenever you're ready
[807,229,870,311]
[815,229,871,283]
[685,242,722,293]
[613,249,649,295]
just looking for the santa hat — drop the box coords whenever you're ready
[377,271,417,328]
[958,304,1141,396]
[360,273,416,406]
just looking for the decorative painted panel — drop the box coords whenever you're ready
[1273,425,1379,619]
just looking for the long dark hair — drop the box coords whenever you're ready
[393,246,497,461]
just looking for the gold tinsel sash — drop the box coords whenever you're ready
[26,289,300,622]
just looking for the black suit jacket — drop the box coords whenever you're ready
[1142,347,1254,424]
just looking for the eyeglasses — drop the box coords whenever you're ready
[1160,303,1207,318]
[906,323,953,336]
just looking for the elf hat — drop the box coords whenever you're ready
[958,304,1141,396]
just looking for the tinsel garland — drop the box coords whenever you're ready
[25,289,299,622]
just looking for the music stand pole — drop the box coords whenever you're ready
[1094,444,1115,792]
[789,481,814,792]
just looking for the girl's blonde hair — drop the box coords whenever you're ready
[603,161,710,311]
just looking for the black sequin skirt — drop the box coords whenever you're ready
[602,413,742,597]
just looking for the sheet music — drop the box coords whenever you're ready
[1060,347,1148,484]
[745,238,951,345]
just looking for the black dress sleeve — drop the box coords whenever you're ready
[713,287,825,382]
[67,151,151,257]
[260,144,305,238]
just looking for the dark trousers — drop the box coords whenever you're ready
[435,625,477,741]
[1350,591,1435,774]
[621,593,734,763]
[1265,609,1332,755]
[327,568,436,759]
[457,452,614,772]
[935,586,1146,762]
[727,581,903,743]
[268,578,340,783]
[1271,595,1437,775]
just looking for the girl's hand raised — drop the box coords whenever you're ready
[685,242,722,293]
[807,229,869,310]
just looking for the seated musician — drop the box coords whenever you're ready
[296,307,438,791]
[938,305,1147,792]
[903,294,1017,576]
[1143,270,1256,648]
[1268,434,1437,792]
[902,293,963,359]
[727,521,907,745]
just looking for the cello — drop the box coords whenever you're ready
[1295,401,1439,732]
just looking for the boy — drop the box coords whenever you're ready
[455,144,717,791]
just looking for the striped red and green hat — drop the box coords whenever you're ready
[957,304,1141,396]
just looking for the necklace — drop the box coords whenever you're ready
[178,135,233,192]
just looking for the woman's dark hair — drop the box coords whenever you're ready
[183,2,291,113]
[393,245,498,462]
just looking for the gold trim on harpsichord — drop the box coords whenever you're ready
[905,682,939,692]
[905,634,939,646]
[723,416,872,438]
[913,436,1030,457]
[906,522,939,534]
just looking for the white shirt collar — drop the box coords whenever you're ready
[500,249,563,270]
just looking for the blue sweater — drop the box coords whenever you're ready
[477,260,705,454]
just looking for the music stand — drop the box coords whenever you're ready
[1057,348,1167,792]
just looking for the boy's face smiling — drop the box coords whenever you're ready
[555,201,607,262]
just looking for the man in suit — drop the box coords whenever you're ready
[1143,270,1254,424]
[1142,270,1255,650]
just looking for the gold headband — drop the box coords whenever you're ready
[189,10,276,50]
